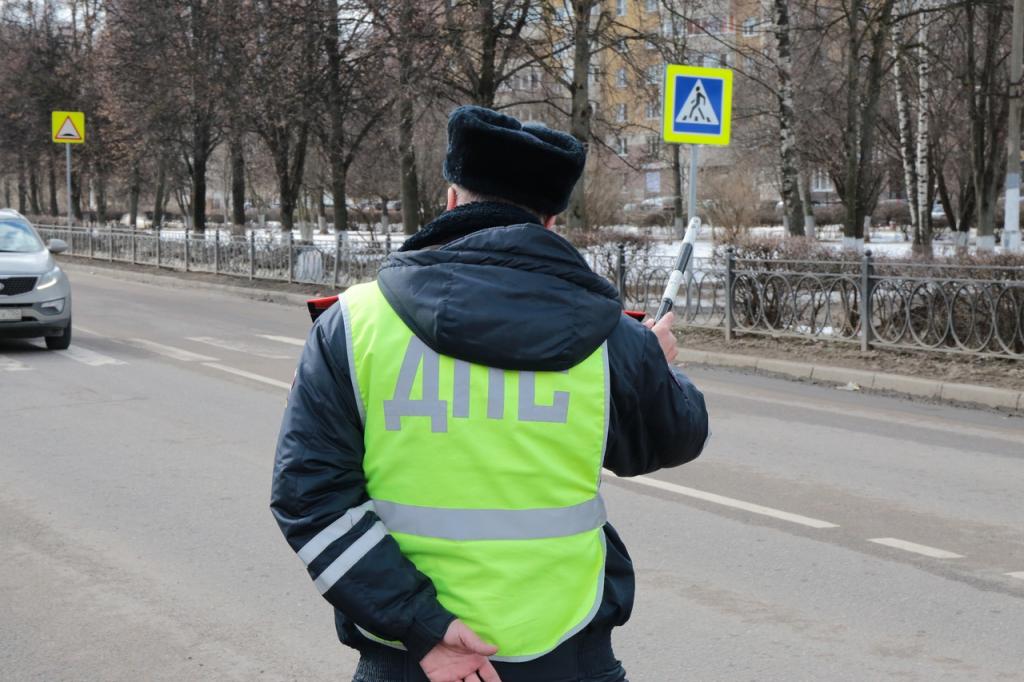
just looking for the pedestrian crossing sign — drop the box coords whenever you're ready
[51,111,86,144]
[662,65,732,146]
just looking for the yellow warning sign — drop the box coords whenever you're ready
[52,111,85,144]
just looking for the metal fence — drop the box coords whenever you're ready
[37,224,395,287]
[605,247,1024,359]
[42,224,1023,359]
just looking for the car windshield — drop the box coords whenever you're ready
[0,219,43,253]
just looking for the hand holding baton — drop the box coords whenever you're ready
[654,217,702,322]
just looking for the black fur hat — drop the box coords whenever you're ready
[442,106,587,216]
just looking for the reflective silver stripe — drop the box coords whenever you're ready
[373,496,606,541]
[599,341,610,484]
[356,625,407,651]
[313,521,388,594]
[338,296,366,426]
[296,500,375,565]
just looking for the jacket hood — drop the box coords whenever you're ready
[378,204,622,371]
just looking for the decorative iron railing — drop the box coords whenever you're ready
[40,225,1023,359]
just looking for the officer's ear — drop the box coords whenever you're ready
[542,214,557,230]
[446,186,458,211]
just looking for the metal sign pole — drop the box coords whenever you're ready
[65,143,73,228]
[1003,0,1023,252]
[687,145,699,222]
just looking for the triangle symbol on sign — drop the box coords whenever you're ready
[56,116,82,140]
[676,80,719,126]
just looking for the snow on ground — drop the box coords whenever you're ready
[111,223,1018,258]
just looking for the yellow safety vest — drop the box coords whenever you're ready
[340,281,609,661]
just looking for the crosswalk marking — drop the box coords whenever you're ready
[0,355,31,372]
[60,345,126,367]
[202,362,293,390]
[259,334,306,347]
[186,336,292,359]
[126,338,217,362]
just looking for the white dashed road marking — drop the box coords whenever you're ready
[1006,572,1024,580]
[202,362,292,390]
[61,345,126,366]
[605,472,839,529]
[126,339,217,362]
[868,538,964,559]
[186,336,292,359]
[0,355,31,371]
[259,334,306,347]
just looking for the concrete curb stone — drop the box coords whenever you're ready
[756,357,814,379]
[939,382,1022,411]
[871,372,943,399]
[678,348,1023,413]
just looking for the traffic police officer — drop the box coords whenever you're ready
[271,106,709,682]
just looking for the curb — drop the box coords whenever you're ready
[59,260,318,307]
[678,348,1024,413]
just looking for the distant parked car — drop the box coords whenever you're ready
[0,209,72,349]
[119,212,153,229]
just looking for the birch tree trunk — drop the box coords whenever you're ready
[566,0,597,231]
[398,0,421,235]
[774,0,805,237]
[798,170,816,238]
[913,10,932,256]
[891,22,919,237]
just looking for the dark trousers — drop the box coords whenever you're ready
[352,629,627,682]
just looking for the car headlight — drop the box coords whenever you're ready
[36,266,62,291]
[40,298,65,314]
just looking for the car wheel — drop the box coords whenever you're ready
[45,317,72,350]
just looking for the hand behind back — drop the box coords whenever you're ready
[420,619,502,682]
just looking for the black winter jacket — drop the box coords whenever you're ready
[270,202,709,663]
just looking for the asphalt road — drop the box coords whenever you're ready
[2,270,1023,681]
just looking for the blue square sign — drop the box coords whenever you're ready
[662,64,732,146]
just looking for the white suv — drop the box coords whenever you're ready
[0,210,72,349]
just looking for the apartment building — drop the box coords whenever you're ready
[495,1,793,210]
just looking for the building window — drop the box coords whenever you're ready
[812,170,833,192]
[705,17,722,34]
[616,103,628,122]
[530,71,540,90]
[645,0,658,11]
[614,136,629,156]
[617,67,628,88]
[646,64,660,84]
[646,171,661,194]
[645,101,659,119]
[701,54,717,68]
[616,0,626,16]
[742,17,757,37]
[646,135,660,156]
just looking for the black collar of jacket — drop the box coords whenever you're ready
[400,201,541,251]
